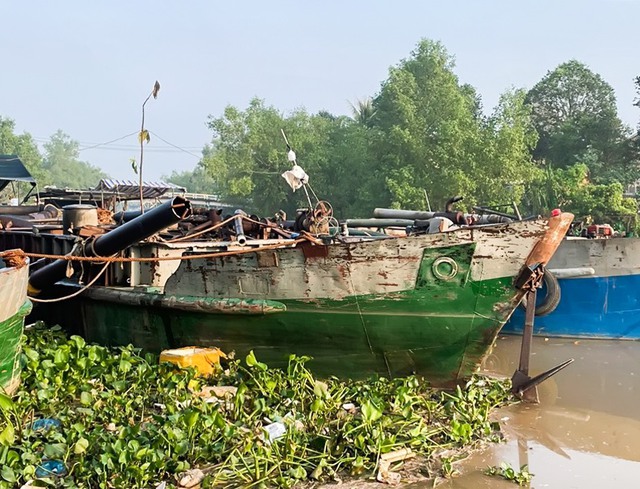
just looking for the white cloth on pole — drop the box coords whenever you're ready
[282,164,309,191]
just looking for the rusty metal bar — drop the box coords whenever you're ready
[518,288,537,375]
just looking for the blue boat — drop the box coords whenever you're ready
[503,236,640,339]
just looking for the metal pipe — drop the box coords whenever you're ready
[475,214,513,224]
[472,206,518,220]
[345,218,414,228]
[113,210,143,223]
[373,208,436,220]
[233,209,247,246]
[28,196,192,295]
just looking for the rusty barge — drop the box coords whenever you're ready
[0,155,573,383]
[1,202,571,384]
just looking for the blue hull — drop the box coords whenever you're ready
[504,273,640,339]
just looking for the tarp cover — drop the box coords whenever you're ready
[0,155,36,192]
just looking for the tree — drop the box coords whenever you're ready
[42,131,109,188]
[526,60,637,184]
[531,163,637,227]
[369,39,538,211]
[473,89,540,208]
[0,117,44,201]
[203,98,376,217]
[349,98,376,126]
[0,117,44,178]
[203,99,294,215]
[162,158,218,195]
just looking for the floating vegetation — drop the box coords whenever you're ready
[485,462,533,486]
[0,324,513,488]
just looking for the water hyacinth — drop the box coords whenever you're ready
[0,324,513,488]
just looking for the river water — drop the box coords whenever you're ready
[434,335,640,488]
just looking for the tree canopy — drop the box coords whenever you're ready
[42,130,109,188]
[2,40,640,231]
[526,60,637,185]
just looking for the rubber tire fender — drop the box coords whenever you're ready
[520,269,561,317]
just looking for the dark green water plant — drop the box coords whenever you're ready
[0,324,512,488]
[485,462,533,486]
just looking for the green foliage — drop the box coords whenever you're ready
[203,99,298,215]
[526,60,638,185]
[42,130,109,188]
[0,121,110,202]
[371,39,484,210]
[0,117,44,202]
[485,462,533,485]
[525,162,638,232]
[472,89,540,207]
[370,40,540,211]
[203,98,379,218]
[162,159,219,195]
[0,324,513,488]
[199,43,640,222]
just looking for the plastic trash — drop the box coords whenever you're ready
[35,460,67,478]
[178,468,205,488]
[30,418,61,432]
[264,421,286,443]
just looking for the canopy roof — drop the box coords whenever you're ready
[93,179,186,199]
[0,155,36,192]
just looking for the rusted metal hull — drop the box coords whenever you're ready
[504,236,640,339]
[0,255,31,394]
[36,213,572,385]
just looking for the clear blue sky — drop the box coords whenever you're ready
[2,0,639,181]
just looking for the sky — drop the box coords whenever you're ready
[2,0,639,183]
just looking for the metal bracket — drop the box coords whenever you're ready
[510,277,574,402]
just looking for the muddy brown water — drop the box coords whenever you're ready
[431,335,640,488]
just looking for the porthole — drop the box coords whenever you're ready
[432,257,458,280]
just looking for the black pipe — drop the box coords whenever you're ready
[233,209,247,245]
[28,196,192,295]
[444,196,463,212]
[113,209,143,223]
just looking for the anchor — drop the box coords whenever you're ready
[511,264,574,402]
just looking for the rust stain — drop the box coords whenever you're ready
[257,251,279,268]
[149,252,159,279]
[301,243,329,260]
[1,250,27,268]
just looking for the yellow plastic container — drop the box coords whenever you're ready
[159,346,226,376]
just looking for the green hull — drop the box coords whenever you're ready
[0,300,31,393]
[53,271,517,385]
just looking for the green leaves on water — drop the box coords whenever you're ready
[361,399,383,423]
[0,393,14,412]
[485,462,534,485]
[0,424,15,446]
[0,323,512,488]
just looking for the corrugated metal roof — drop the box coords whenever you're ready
[0,155,36,192]
[93,179,186,199]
